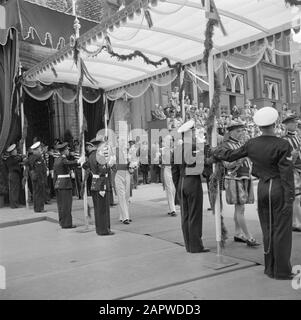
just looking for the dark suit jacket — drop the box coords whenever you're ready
[83,151,109,192]
[53,156,78,190]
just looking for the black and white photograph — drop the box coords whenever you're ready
[0,0,301,306]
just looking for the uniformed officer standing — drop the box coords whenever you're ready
[26,142,47,213]
[282,114,301,232]
[5,144,23,208]
[53,142,83,229]
[214,107,295,280]
[83,135,115,236]
[161,135,176,217]
[178,120,210,253]
[115,140,132,224]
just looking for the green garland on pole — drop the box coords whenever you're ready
[203,11,228,247]
[203,19,218,69]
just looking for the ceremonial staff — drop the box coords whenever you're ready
[19,63,29,209]
[205,0,222,256]
[73,0,89,228]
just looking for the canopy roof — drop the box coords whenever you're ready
[0,0,96,48]
[23,0,301,93]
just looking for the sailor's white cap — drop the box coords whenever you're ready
[253,107,278,127]
[6,144,16,153]
[30,141,41,150]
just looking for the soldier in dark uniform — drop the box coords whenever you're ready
[282,114,301,232]
[82,136,115,236]
[213,107,295,280]
[26,142,47,213]
[177,120,210,253]
[5,144,23,208]
[53,142,83,229]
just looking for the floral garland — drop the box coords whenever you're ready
[202,14,218,68]
[203,10,228,247]
[81,42,183,75]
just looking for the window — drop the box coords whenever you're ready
[292,78,297,94]
[225,76,232,92]
[264,80,279,100]
[224,72,244,94]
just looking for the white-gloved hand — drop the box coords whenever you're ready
[77,155,86,166]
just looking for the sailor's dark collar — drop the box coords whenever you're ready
[229,136,239,143]
[287,131,296,136]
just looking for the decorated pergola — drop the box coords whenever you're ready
[17,0,301,252]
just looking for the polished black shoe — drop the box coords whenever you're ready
[123,219,130,225]
[246,238,260,247]
[62,225,77,229]
[275,273,296,280]
[234,236,247,243]
[170,211,177,217]
[292,227,301,232]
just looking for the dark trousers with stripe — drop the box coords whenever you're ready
[180,175,204,253]
[91,191,111,235]
[56,189,73,228]
[32,179,45,212]
[258,178,292,278]
[8,172,20,208]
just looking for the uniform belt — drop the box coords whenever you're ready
[93,174,108,178]
[57,174,70,178]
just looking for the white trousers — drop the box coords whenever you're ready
[115,170,131,221]
[163,166,176,213]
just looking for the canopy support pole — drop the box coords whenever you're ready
[19,64,29,210]
[73,4,89,230]
[205,0,222,257]
[180,70,185,121]
[78,77,89,229]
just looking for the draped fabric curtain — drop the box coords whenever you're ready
[108,84,169,138]
[23,81,103,104]
[0,29,19,154]
[107,71,177,101]
[83,96,104,142]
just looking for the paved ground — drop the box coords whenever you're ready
[0,183,300,300]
